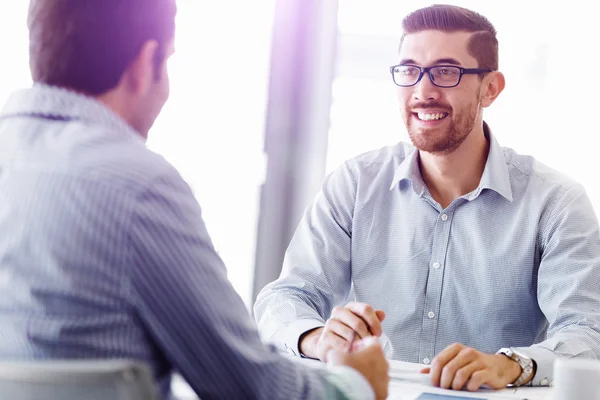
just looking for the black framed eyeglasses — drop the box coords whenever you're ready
[389,64,494,88]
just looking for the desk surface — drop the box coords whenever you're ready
[292,357,553,400]
[171,358,553,399]
[385,360,551,400]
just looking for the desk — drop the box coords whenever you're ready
[171,358,554,399]
[291,357,553,400]
[385,360,551,400]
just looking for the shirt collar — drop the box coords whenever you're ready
[478,122,513,202]
[389,122,513,202]
[389,144,426,195]
[0,83,143,141]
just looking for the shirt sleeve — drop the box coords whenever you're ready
[126,167,372,399]
[512,184,600,386]
[253,161,358,356]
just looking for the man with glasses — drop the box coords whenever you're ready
[255,3,600,392]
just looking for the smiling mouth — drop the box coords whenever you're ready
[413,112,449,121]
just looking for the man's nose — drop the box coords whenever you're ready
[412,72,441,101]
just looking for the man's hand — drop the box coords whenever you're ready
[327,336,390,400]
[299,302,386,360]
[421,343,522,391]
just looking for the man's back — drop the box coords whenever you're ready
[0,85,176,393]
[0,84,389,400]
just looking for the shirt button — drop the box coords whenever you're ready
[440,214,448,221]
[423,357,431,365]
[541,378,548,386]
[427,311,435,319]
[432,261,441,269]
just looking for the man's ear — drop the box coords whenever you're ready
[480,71,505,108]
[122,40,161,96]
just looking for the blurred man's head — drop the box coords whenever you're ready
[28,0,177,137]
[394,4,504,155]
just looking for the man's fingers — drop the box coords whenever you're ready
[350,335,379,352]
[332,306,372,338]
[429,343,464,386]
[323,331,349,351]
[451,361,483,390]
[466,370,489,392]
[375,309,386,322]
[439,347,479,389]
[325,318,357,342]
[319,330,350,361]
[425,346,515,392]
[345,302,383,336]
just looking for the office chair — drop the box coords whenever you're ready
[0,359,159,400]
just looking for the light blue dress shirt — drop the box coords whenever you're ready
[0,84,374,400]
[255,123,600,386]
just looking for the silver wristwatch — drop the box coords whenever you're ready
[496,348,535,386]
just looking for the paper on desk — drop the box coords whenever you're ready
[388,360,431,385]
[388,360,427,374]
[389,360,426,372]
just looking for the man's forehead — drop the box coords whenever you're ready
[399,30,477,66]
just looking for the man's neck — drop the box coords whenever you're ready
[419,125,489,209]
[96,89,146,139]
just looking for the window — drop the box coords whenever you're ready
[0,3,30,105]
[148,0,275,306]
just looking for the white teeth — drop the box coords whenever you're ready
[417,112,447,121]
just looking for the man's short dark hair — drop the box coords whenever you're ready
[28,0,177,95]
[400,4,498,71]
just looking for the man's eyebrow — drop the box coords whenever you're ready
[432,58,462,65]
[398,58,416,65]
[398,58,463,66]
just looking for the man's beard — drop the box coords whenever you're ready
[406,99,480,155]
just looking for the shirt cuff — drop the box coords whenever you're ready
[511,345,556,386]
[325,365,375,400]
[282,318,325,357]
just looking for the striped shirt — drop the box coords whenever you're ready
[254,122,600,387]
[0,84,373,400]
